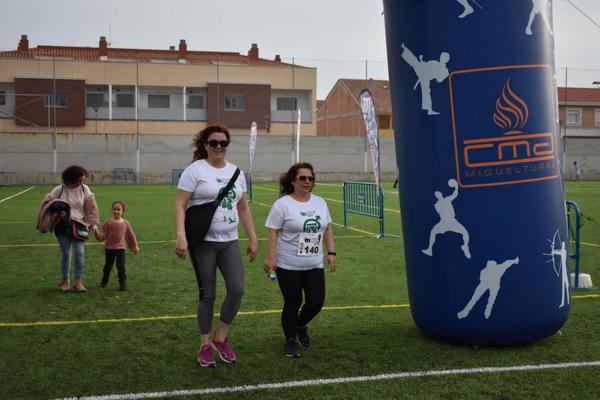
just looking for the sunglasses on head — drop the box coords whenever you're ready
[297,175,315,182]
[207,139,230,148]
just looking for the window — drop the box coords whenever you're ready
[378,114,391,129]
[566,108,582,125]
[148,94,170,108]
[595,109,600,126]
[0,91,5,106]
[277,97,297,111]
[224,94,245,111]
[43,91,67,108]
[86,93,106,109]
[116,93,134,108]
[188,94,204,109]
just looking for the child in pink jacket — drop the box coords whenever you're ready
[96,201,139,290]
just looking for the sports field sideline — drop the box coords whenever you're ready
[0,181,599,399]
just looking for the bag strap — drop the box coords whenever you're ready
[213,168,240,205]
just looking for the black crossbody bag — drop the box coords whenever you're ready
[184,167,240,250]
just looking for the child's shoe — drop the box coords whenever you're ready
[73,278,88,292]
[100,274,109,288]
[59,279,70,292]
[119,279,127,291]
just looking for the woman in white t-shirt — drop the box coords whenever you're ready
[175,124,258,367]
[264,162,337,358]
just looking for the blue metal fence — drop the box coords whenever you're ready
[343,181,385,237]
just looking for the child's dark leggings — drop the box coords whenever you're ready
[104,249,126,282]
[275,267,325,339]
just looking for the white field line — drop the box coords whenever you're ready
[0,186,35,203]
[52,361,600,400]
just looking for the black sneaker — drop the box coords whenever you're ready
[119,280,127,291]
[297,326,310,348]
[284,338,300,358]
[100,274,109,288]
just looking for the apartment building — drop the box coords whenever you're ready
[0,35,316,136]
[558,87,600,136]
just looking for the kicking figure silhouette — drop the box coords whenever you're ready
[401,43,450,116]
[525,0,553,36]
[457,257,519,320]
[422,179,470,259]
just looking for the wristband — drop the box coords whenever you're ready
[327,252,337,256]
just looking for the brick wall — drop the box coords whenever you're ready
[317,84,364,136]
[206,83,270,129]
[15,78,85,126]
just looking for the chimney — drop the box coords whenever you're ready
[18,35,29,52]
[248,43,259,60]
[99,36,108,60]
[178,39,187,63]
[274,54,281,62]
[169,46,175,51]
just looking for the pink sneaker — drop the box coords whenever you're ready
[197,344,216,367]
[210,337,236,364]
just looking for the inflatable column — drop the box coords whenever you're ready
[383,0,569,345]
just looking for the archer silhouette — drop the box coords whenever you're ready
[551,241,570,308]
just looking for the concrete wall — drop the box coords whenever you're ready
[0,132,398,184]
[564,137,600,180]
[2,132,597,185]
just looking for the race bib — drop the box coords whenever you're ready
[297,232,322,256]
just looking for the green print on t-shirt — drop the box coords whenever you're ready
[216,179,237,211]
[303,215,321,233]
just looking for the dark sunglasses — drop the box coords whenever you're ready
[207,140,230,148]
[297,175,315,182]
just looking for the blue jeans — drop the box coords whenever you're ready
[56,234,85,279]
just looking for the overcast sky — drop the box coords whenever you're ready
[1,0,600,98]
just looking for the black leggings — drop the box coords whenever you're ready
[275,267,325,339]
[103,249,126,281]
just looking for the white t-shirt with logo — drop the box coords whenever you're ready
[177,160,246,242]
[265,194,331,271]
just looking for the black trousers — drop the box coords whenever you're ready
[276,267,325,339]
[103,249,126,281]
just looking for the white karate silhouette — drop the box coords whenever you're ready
[525,0,553,36]
[457,257,519,320]
[551,241,570,308]
[401,43,450,116]
[422,179,471,258]
[456,0,474,18]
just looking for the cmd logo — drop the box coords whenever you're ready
[449,65,559,188]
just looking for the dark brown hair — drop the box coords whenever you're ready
[192,124,231,161]
[279,162,315,195]
[61,165,88,184]
[111,200,126,213]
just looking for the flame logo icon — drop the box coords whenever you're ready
[493,79,529,135]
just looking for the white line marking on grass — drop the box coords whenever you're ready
[52,361,600,400]
[0,186,35,203]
